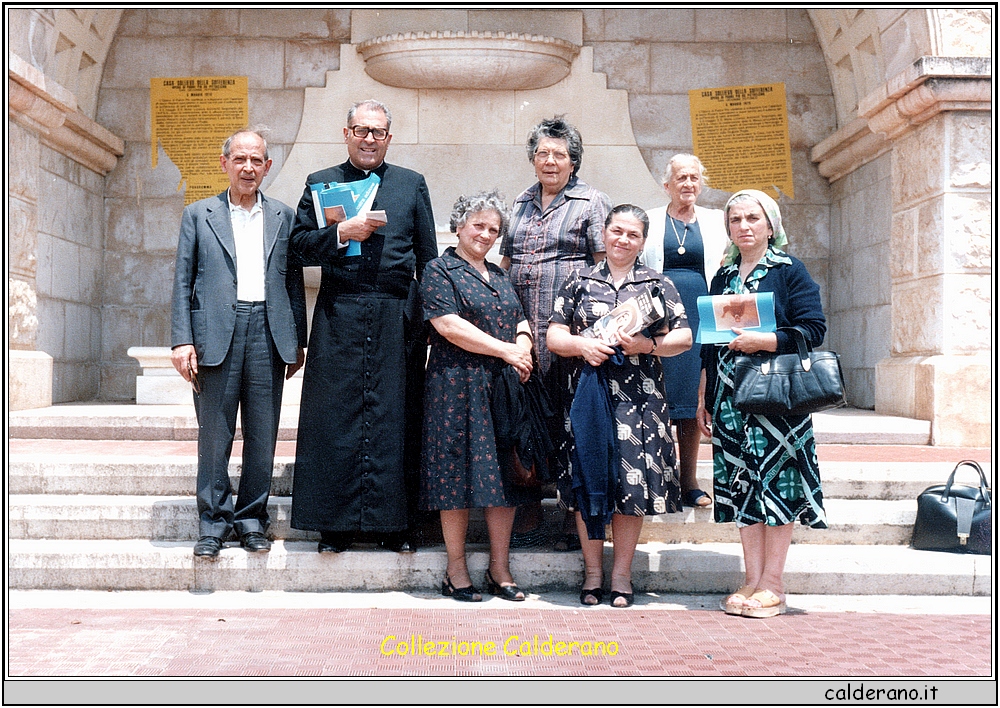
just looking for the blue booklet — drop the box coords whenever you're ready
[695,292,776,344]
[308,173,381,257]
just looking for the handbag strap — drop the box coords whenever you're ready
[774,326,811,371]
[955,497,977,545]
[942,460,991,505]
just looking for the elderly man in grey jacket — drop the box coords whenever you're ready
[171,128,306,558]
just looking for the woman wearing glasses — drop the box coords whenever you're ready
[499,116,612,551]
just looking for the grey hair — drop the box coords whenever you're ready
[347,99,392,130]
[605,203,650,239]
[222,127,269,160]
[525,115,584,176]
[449,189,511,239]
[662,153,707,186]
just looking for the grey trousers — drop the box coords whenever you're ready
[194,301,285,539]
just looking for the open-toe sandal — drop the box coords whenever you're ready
[609,590,634,608]
[579,587,604,606]
[721,584,757,615]
[741,589,786,618]
[683,489,712,508]
[442,575,482,602]
[485,569,525,601]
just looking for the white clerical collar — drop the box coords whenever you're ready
[348,160,383,175]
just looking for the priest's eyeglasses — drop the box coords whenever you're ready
[348,125,389,140]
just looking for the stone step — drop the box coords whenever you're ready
[5,494,923,546]
[7,539,988,595]
[8,403,933,445]
[8,453,990,501]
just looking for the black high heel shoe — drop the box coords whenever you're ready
[485,569,525,601]
[442,575,482,602]
[579,587,604,605]
[609,590,634,608]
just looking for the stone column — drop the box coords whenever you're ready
[864,58,992,446]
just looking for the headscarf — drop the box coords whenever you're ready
[721,189,789,265]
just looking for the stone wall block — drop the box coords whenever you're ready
[862,304,892,368]
[470,10,583,45]
[649,43,741,94]
[115,8,147,36]
[879,11,931,83]
[787,93,838,149]
[828,255,852,315]
[100,364,138,402]
[593,42,649,92]
[781,203,829,260]
[890,208,917,280]
[102,252,174,309]
[96,89,151,142]
[628,94,692,148]
[852,244,890,309]
[8,121,39,202]
[581,9,604,41]
[64,302,97,362]
[8,350,53,410]
[142,308,172,349]
[605,9,694,42]
[946,196,992,271]
[915,199,944,276]
[34,233,54,299]
[192,39,285,90]
[248,90,304,145]
[285,41,342,88]
[8,278,39,350]
[101,306,142,362]
[417,92,516,146]
[944,275,992,353]
[8,198,39,280]
[947,112,992,189]
[786,9,818,43]
[846,367,875,410]
[147,9,239,37]
[238,9,339,39]
[102,38,195,89]
[695,9,788,42]
[141,198,185,254]
[937,9,993,56]
[789,150,833,205]
[37,173,69,240]
[738,44,832,95]
[891,118,945,208]
[105,197,144,252]
[49,238,82,302]
[892,277,943,355]
[105,142,184,200]
[34,297,65,359]
[79,247,102,304]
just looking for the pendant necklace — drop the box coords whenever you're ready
[668,213,688,255]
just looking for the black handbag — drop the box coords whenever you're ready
[731,326,847,417]
[911,460,992,555]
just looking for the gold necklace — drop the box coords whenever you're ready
[668,213,688,255]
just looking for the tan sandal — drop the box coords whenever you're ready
[720,584,757,615]
[742,589,787,618]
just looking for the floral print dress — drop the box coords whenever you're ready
[708,248,828,528]
[419,247,531,511]
[549,260,686,517]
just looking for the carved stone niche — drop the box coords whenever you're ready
[357,31,580,90]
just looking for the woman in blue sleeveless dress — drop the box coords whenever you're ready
[642,155,728,508]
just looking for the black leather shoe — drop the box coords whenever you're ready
[240,532,271,552]
[485,569,525,601]
[318,532,354,553]
[193,536,223,558]
[379,533,417,553]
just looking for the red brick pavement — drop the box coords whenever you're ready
[7,607,991,677]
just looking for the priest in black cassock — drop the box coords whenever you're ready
[290,99,437,553]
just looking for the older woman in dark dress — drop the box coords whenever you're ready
[420,191,534,602]
[500,115,613,550]
[547,205,692,607]
[696,189,827,619]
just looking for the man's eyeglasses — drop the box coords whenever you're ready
[348,125,389,140]
[533,149,570,163]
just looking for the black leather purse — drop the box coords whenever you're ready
[912,460,992,555]
[731,327,847,417]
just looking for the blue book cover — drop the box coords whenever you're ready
[308,173,381,257]
[695,292,776,344]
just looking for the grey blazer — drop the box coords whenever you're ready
[171,191,307,367]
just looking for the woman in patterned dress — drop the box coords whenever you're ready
[696,189,827,619]
[499,116,613,551]
[547,205,692,607]
[420,191,534,603]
